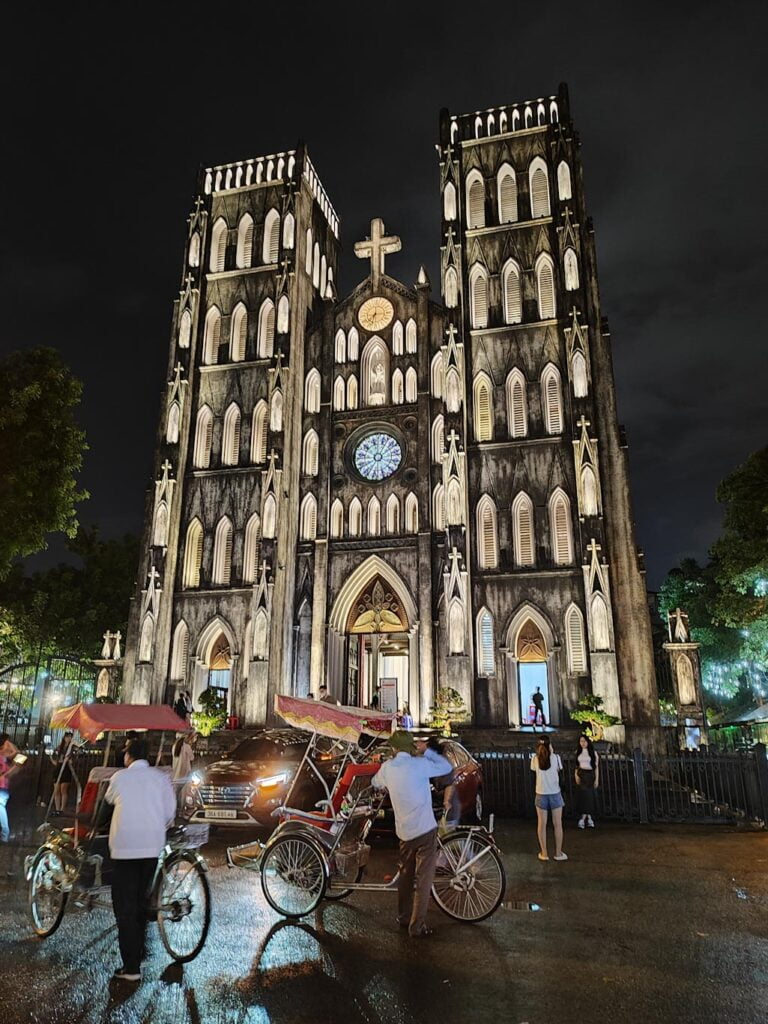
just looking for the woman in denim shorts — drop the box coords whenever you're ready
[530,736,567,861]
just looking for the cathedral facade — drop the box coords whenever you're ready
[122,85,659,743]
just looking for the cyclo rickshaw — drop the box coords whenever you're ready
[227,695,506,922]
[25,702,211,963]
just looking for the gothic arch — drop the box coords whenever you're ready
[328,555,418,634]
[195,615,238,665]
[360,335,389,406]
[505,602,556,656]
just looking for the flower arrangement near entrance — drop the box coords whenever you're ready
[428,687,469,737]
[570,693,621,741]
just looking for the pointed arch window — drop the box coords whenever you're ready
[230,303,248,361]
[432,415,444,464]
[261,494,277,540]
[333,376,346,411]
[448,599,465,654]
[432,484,446,531]
[541,365,563,435]
[431,353,444,399]
[330,499,344,539]
[203,306,221,364]
[243,513,261,584]
[446,478,462,525]
[153,500,168,548]
[557,160,572,201]
[361,337,389,406]
[405,492,419,533]
[263,209,280,264]
[166,401,180,444]
[386,494,400,534]
[305,368,321,413]
[251,401,268,463]
[212,517,233,584]
[257,299,275,358]
[253,608,268,660]
[564,248,579,291]
[367,496,381,536]
[406,318,417,353]
[222,403,241,466]
[590,593,611,651]
[549,489,573,564]
[138,614,154,663]
[473,373,493,441]
[476,495,499,569]
[193,405,213,468]
[477,609,495,674]
[443,182,457,221]
[312,242,320,288]
[210,218,227,272]
[347,374,358,409]
[277,295,290,334]
[502,260,522,324]
[466,171,485,229]
[392,321,404,355]
[497,165,518,223]
[282,212,295,250]
[469,264,489,329]
[512,492,535,567]
[444,266,459,308]
[529,157,551,218]
[445,366,461,413]
[581,465,599,516]
[572,351,588,398]
[171,620,190,681]
[565,604,587,674]
[188,233,200,268]
[302,429,319,475]
[236,214,254,268]
[178,308,191,349]
[349,497,362,537]
[270,389,283,432]
[334,329,346,364]
[305,228,313,275]
[506,368,528,438]
[348,327,359,360]
[300,494,317,540]
[405,367,418,403]
[536,253,556,320]
[183,519,204,588]
[392,369,404,405]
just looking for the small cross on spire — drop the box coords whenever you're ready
[354,218,401,287]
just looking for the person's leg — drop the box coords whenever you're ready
[52,783,61,812]
[536,806,549,856]
[552,806,564,857]
[60,782,70,813]
[409,829,438,936]
[0,791,10,843]
[136,859,157,966]
[397,838,416,927]
[112,860,142,974]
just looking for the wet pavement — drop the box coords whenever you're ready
[1,812,768,1024]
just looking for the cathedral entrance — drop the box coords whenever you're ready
[505,607,555,729]
[206,633,232,712]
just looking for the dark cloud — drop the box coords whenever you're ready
[2,0,766,586]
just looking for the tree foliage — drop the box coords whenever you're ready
[0,348,88,575]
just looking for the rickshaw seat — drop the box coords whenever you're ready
[331,762,379,814]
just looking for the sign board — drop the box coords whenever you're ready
[379,678,398,715]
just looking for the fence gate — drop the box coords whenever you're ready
[0,654,97,747]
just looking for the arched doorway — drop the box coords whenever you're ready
[208,633,232,709]
[194,616,237,715]
[505,605,555,729]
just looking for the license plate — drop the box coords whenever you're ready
[204,809,237,820]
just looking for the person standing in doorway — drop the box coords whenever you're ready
[173,691,187,721]
[530,735,567,862]
[318,685,338,705]
[373,730,452,937]
[532,686,547,728]
[104,737,177,982]
[574,733,599,829]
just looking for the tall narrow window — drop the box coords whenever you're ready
[564,248,579,291]
[506,368,527,438]
[572,351,588,397]
[305,368,321,413]
[590,594,611,650]
[263,209,280,264]
[444,266,458,308]
[166,402,180,444]
[212,517,233,585]
[349,497,362,537]
[361,337,389,406]
[497,165,518,223]
[549,488,573,564]
[203,306,221,364]
[431,353,444,399]
[230,303,248,361]
[448,599,465,654]
[243,514,261,583]
[536,253,556,319]
[405,367,418,403]
[469,264,488,328]
[171,620,190,680]
[502,260,522,324]
[251,401,268,463]
[253,609,268,660]
[386,494,400,534]
[178,308,191,349]
[367,496,381,536]
[302,429,319,475]
[193,405,213,469]
[153,501,168,548]
[477,609,495,674]
[392,368,404,405]
[557,160,572,200]
[312,242,320,288]
[333,376,345,411]
[406,318,417,353]
[476,495,498,569]
[443,182,457,221]
[210,218,227,272]
[270,389,283,431]
[138,615,154,663]
[334,329,346,363]
[432,415,444,464]
[473,373,493,441]
[222,403,241,466]
[263,494,277,538]
[348,327,359,360]
[565,604,587,674]
[541,365,563,435]
[305,228,313,275]
[242,620,252,679]
[282,212,295,249]
[183,519,204,588]
[529,157,551,218]
[581,465,599,516]
[392,321,404,355]
[188,234,200,268]
[445,367,461,413]
[330,499,344,539]
[257,299,275,357]
[320,255,327,298]
[347,374,358,409]
[236,214,254,268]
[300,494,317,540]
[432,484,446,531]
[512,492,535,567]
[277,295,290,334]
[405,493,418,533]
[466,171,485,229]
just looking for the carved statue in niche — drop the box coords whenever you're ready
[369,360,386,405]
[676,654,696,705]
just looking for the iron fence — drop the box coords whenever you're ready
[0,655,96,747]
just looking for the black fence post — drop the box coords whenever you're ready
[752,744,768,826]
[633,747,649,824]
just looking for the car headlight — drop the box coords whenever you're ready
[189,771,202,786]
[257,772,288,789]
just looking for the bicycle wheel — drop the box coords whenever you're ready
[156,852,211,962]
[29,849,69,937]
[260,834,327,918]
[325,866,364,901]
[431,832,505,922]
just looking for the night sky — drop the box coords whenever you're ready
[3,2,766,588]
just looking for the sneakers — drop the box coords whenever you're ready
[537,851,549,861]
[112,968,141,982]
[554,852,568,861]
[587,816,595,828]
[578,817,586,829]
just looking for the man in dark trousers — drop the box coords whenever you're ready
[532,686,547,727]
[104,737,176,981]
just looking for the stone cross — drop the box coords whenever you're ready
[147,565,161,591]
[354,218,401,288]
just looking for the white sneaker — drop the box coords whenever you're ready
[577,818,586,829]
[587,817,595,828]
[554,852,568,861]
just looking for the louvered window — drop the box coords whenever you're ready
[243,515,261,583]
[203,307,221,364]
[263,210,280,264]
[530,161,551,218]
[503,263,522,324]
[498,169,518,223]
[432,416,444,464]
[467,176,485,228]
[194,406,213,468]
[210,219,227,272]
[513,494,535,567]
[305,369,321,413]
[477,498,498,569]
[550,490,573,564]
[474,378,493,441]
[507,370,527,438]
[257,300,275,358]
[300,495,317,541]
[213,518,233,584]
[431,354,444,399]
[222,405,241,466]
[542,368,563,435]
[171,622,190,680]
[237,215,254,268]
[565,605,586,674]
[251,403,268,463]
[470,268,488,328]
[433,485,445,531]
[183,520,204,588]
[537,256,556,319]
[405,367,417,403]
[302,430,319,475]
[230,304,247,361]
[477,610,495,674]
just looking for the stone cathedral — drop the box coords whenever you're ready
[122,85,659,744]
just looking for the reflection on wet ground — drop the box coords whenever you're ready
[1,820,768,1023]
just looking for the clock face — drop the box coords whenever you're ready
[353,432,402,482]
[358,296,394,332]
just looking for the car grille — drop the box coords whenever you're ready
[200,784,252,807]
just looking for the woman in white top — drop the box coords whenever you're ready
[171,732,195,783]
[574,733,600,828]
[530,735,567,862]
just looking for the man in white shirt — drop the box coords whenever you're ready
[373,730,452,937]
[104,737,177,981]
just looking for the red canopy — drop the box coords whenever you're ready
[275,694,395,743]
[49,702,190,741]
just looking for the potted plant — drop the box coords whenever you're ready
[192,688,226,738]
[428,687,469,737]
[571,694,621,749]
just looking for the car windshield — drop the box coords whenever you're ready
[230,737,306,762]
